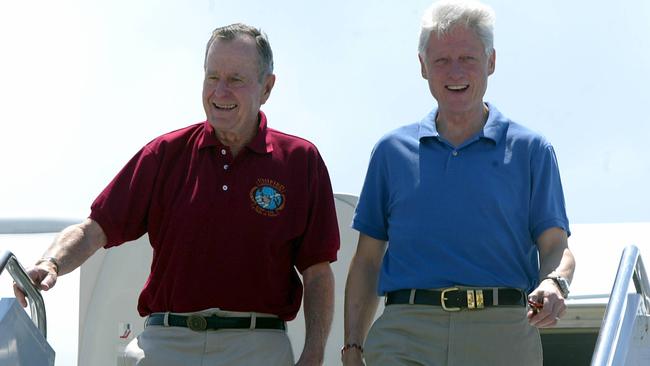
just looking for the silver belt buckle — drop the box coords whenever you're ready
[440,287,461,312]
[186,314,208,331]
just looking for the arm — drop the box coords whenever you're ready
[13,218,107,307]
[342,233,387,366]
[528,226,576,327]
[296,261,335,366]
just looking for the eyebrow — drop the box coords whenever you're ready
[205,70,246,78]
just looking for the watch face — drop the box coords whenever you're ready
[546,276,570,297]
[556,277,570,297]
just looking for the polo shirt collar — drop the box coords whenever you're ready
[418,102,508,144]
[417,109,438,140]
[198,111,274,154]
[247,111,274,154]
[481,102,508,144]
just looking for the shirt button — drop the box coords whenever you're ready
[452,150,458,157]
[220,149,227,155]
[223,164,229,170]
[222,185,228,191]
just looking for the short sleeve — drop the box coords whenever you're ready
[529,143,570,240]
[352,142,390,241]
[90,145,160,247]
[293,151,340,272]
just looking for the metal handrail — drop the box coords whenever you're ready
[0,250,47,338]
[591,245,650,365]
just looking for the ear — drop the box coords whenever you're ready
[488,49,496,76]
[260,74,276,104]
[418,54,428,79]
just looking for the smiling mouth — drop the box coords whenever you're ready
[213,103,237,110]
[446,85,469,92]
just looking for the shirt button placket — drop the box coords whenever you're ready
[218,148,231,193]
[445,148,459,173]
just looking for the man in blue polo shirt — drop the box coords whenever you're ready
[342,1,575,365]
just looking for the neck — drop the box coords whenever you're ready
[435,103,488,146]
[214,120,258,157]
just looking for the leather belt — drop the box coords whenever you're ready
[385,288,526,311]
[145,313,286,331]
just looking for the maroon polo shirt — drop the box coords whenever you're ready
[89,112,340,320]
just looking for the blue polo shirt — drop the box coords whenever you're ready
[352,103,570,295]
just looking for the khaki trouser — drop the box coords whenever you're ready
[365,304,542,366]
[121,308,294,366]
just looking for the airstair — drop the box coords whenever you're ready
[0,250,55,365]
[590,245,650,365]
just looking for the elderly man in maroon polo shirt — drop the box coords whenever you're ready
[14,23,340,366]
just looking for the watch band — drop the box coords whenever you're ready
[36,256,60,275]
[544,276,570,298]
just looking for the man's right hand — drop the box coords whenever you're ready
[12,219,108,308]
[12,261,58,308]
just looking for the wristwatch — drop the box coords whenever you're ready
[544,276,570,298]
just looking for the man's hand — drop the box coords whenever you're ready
[530,226,574,328]
[13,218,107,308]
[341,347,365,366]
[527,278,567,328]
[13,261,58,308]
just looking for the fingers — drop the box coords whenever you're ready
[12,282,28,308]
[527,283,568,328]
[528,294,567,328]
[40,271,57,291]
[30,265,57,290]
[530,311,559,328]
[11,266,58,308]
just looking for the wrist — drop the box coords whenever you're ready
[543,275,570,298]
[35,256,60,275]
[341,343,364,356]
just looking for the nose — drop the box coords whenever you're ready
[448,60,464,79]
[213,80,230,96]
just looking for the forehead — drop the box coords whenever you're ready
[205,36,260,73]
[426,26,485,55]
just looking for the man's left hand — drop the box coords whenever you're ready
[527,278,567,328]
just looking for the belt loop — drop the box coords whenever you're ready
[408,289,416,305]
[492,288,498,306]
[163,312,170,327]
[250,313,257,329]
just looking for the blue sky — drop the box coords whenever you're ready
[1,0,649,223]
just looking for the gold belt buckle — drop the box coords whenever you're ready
[440,287,461,312]
[476,289,485,309]
[186,315,208,331]
[467,290,476,309]
[467,289,485,310]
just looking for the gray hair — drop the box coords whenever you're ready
[418,0,496,57]
[204,23,274,81]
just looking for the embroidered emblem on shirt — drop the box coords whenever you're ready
[250,178,286,217]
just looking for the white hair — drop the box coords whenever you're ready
[418,0,496,57]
